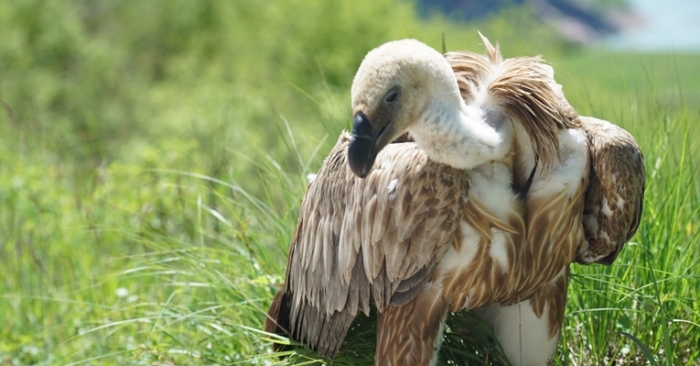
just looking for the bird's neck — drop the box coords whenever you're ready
[410,99,514,171]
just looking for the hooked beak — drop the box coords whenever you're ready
[348,111,391,178]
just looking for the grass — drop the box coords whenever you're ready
[550,51,700,365]
[3,51,699,365]
[1,1,699,364]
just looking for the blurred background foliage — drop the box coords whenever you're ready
[1,0,698,365]
[0,0,567,172]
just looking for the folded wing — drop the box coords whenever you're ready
[578,116,645,265]
[266,132,468,357]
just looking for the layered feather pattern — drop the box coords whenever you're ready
[265,34,645,365]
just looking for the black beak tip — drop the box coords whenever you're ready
[347,135,374,178]
[348,111,376,178]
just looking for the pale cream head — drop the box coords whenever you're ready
[351,39,461,132]
[347,39,464,177]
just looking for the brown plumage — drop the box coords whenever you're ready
[266,137,468,357]
[577,116,646,265]
[265,34,645,365]
[448,37,571,171]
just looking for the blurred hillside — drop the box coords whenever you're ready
[419,0,632,43]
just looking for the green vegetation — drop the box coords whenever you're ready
[1,0,698,365]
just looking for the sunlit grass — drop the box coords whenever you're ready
[1,1,699,364]
[6,92,697,366]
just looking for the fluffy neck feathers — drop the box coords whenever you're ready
[409,96,513,171]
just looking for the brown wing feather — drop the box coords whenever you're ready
[376,285,447,366]
[447,36,574,171]
[577,116,646,265]
[266,132,468,357]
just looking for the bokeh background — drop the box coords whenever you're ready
[1,0,698,365]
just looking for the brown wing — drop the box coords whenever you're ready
[265,132,468,357]
[576,116,646,265]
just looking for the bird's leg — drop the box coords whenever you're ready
[375,286,448,366]
[475,268,569,366]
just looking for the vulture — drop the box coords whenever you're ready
[265,34,645,366]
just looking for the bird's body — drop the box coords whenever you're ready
[266,35,645,366]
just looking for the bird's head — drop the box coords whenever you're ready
[348,39,460,178]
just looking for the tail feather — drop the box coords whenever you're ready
[265,289,355,358]
[265,290,291,353]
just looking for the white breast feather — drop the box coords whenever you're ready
[530,128,588,200]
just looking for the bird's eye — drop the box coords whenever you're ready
[384,91,399,104]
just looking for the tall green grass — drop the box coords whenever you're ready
[561,112,699,365]
[4,71,697,365]
[1,1,699,365]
